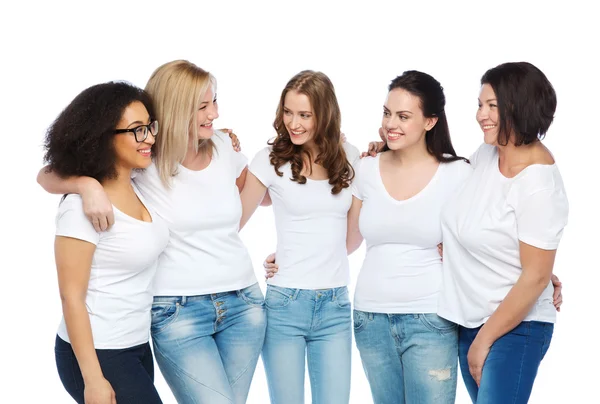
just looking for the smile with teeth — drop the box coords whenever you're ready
[387,130,403,140]
[482,124,496,130]
[137,148,151,157]
[290,129,305,136]
[200,122,213,128]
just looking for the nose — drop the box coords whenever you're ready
[290,115,301,129]
[476,106,487,122]
[207,103,219,120]
[144,130,156,145]
[384,114,397,129]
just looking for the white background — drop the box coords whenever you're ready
[1,0,597,402]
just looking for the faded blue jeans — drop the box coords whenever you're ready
[353,311,458,404]
[150,283,267,404]
[459,321,553,404]
[262,285,352,404]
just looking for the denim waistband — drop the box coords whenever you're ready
[153,283,258,305]
[267,284,348,301]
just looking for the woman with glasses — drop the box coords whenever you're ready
[38,61,265,404]
[45,81,168,403]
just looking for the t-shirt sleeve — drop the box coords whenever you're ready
[214,130,248,177]
[55,195,100,245]
[351,158,364,200]
[344,142,360,169]
[468,143,492,168]
[249,147,274,188]
[515,185,569,250]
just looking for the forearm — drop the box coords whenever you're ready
[346,233,363,255]
[37,166,97,195]
[477,271,551,345]
[62,299,104,383]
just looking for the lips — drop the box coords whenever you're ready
[200,122,213,129]
[137,149,151,157]
[386,131,403,141]
[289,129,305,136]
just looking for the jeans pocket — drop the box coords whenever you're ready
[265,286,293,309]
[419,313,458,334]
[237,283,265,307]
[353,310,367,333]
[151,301,180,335]
[335,287,351,309]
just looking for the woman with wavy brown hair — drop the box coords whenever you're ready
[240,70,359,404]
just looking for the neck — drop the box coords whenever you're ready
[101,165,132,192]
[496,140,539,166]
[182,138,211,167]
[387,138,434,166]
[302,140,320,161]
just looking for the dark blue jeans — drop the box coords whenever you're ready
[55,335,162,403]
[459,321,553,404]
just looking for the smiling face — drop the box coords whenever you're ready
[113,101,155,171]
[382,88,437,151]
[476,83,500,145]
[283,90,316,148]
[194,87,219,140]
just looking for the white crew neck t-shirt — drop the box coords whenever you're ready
[249,143,359,290]
[133,130,257,296]
[353,154,473,313]
[438,143,569,328]
[56,186,169,349]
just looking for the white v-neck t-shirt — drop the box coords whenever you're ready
[353,154,473,313]
[56,185,169,349]
[438,143,569,328]
[133,130,257,296]
[249,143,360,289]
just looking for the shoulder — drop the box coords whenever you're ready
[57,194,84,215]
[469,143,496,167]
[343,142,360,167]
[443,158,473,179]
[514,164,565,196]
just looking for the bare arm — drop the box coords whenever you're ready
[346,196,364,255]
[468,242,556,385]
[239,171,268,230]
[38,167,113,231]
[55,236,116,403]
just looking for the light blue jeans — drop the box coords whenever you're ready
[150,283,267,404]
[262,285,352,404]
[353,311,458,404]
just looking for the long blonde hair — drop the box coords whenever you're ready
[145,60,217,186]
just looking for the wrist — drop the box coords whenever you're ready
[76,176,100,195]
[82,368,105,384]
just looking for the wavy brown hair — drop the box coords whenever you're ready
[269,70,353,195]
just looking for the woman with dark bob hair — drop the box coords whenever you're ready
[437,62,569,403]
[46,81,168,403]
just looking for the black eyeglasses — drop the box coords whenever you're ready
[114,120,159,142]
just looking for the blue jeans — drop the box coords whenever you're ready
[150,283,267,404]
[54,335,162,403]
[459,321,554,404]
[262,285,352,404]
[353,311,458,404]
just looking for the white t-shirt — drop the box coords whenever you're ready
[438,143,569,328]
[249,143,360,289]
[353,154,473,313]
[133,130,257,296]
[56,187,169,349]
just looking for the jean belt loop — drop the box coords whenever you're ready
[332,287,338,302]
[292,288,301,300]
[180,296,187,306]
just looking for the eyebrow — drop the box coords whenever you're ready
[126,117,150,128]
[283,106,312,114]
[478,98,497,103]
[383,106,413,114]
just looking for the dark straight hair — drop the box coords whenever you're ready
[384,70,466,163]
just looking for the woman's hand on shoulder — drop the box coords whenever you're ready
[80,178,114,232]
[219,128,241,152]
[360,127,386,158]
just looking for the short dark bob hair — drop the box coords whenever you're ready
[44,81,154,182]
[481,62,556,146]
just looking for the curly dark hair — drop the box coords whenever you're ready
[270,70,354,195]
[43,81,155,182]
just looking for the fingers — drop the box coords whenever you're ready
[107,212,115,230]
[99,216,109,232]
[554,295,562,311]
[378,127,386,142]
[265,253,276,264]
[220,128,233,134]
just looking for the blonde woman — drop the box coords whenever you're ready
[38,60,266,404]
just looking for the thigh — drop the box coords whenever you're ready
[402,314,458,404]
[353,311,404,404]
[97,343,162,404]
[54,335,85,404]
[262,286,309,404]
[477,322,554,404]
[151,297,234,404]
[306,293,352,404]
[215,284,267,403]
[458,326,479,403]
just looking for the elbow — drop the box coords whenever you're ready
[59,291,86,308]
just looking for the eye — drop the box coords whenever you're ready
[301,113,311,119]
[213,98,218,104]
[400,116,408,121]
[383,110,390,117]
[199,105,207,111]
[489,103,497,108]
[283,109,292,116]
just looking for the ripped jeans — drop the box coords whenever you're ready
[353,311,458,404]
